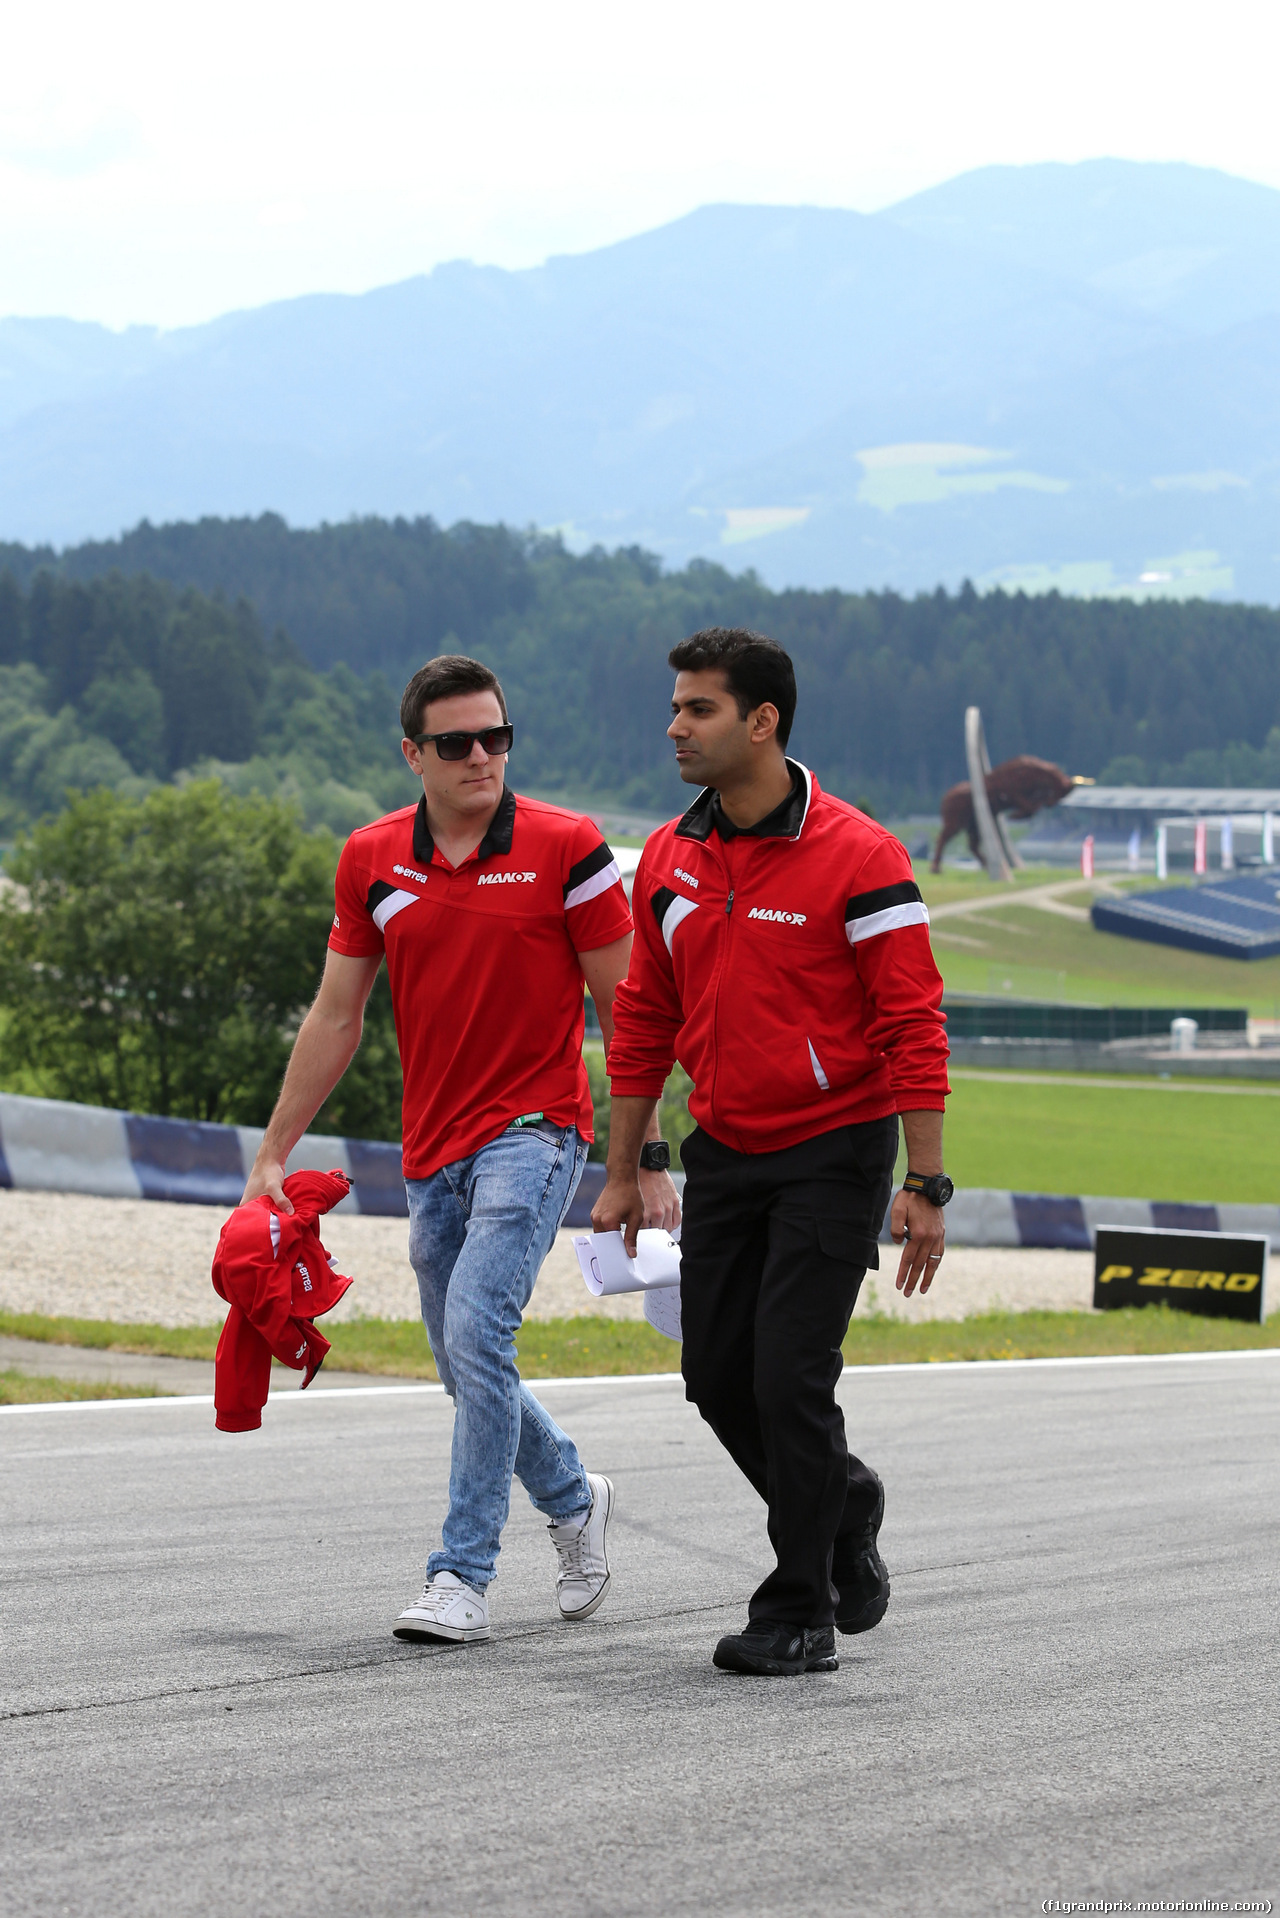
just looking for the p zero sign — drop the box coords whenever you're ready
[1094,1226,1267,1325]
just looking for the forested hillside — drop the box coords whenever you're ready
[3,515,1280,826]
[0,569,409,835]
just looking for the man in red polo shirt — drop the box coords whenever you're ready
[243,654,678,1645]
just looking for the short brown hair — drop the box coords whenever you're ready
[400,654,508,739]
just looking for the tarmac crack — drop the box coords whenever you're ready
[1,1556,1043,1724]
[0,1598,749,1724]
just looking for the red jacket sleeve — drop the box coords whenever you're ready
[607,843,685,1098]
[844,838,950,1111]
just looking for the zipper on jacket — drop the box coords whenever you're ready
[698,846,730,1133]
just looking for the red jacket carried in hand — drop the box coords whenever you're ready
[212,1170,354,1433]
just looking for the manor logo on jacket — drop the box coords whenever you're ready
[748,907,807,925]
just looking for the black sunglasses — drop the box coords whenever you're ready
[412,724,514,762]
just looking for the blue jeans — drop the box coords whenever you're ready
[406,1121,593,1592]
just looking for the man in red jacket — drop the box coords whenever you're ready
[594,626,951,1678]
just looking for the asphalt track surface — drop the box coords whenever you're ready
[3,1355,1277,1917]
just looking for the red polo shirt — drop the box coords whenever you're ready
[329,786,632,1178]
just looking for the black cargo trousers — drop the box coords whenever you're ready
[678,1114,899,1628]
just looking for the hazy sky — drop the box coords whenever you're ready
[3,0,1278,330]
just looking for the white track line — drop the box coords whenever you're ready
[3,1348,1277,1417]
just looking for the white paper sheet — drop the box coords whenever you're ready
[643,1282,682,1341]
[574,1228,681,1296]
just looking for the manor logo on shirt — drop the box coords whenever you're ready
[748,907,807,925]
[477,871,537,885]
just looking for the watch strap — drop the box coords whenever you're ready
[903,1171,953,1206]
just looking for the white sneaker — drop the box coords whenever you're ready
[393,1570,490,1643]
[548,1473,614,1621]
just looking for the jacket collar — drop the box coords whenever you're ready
[674,760,814,844]
[413,784,517,866]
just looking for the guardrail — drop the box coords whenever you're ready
[0,1092,405,1215]
[2,1093,1276,1249]
[889,1186,1280,1253]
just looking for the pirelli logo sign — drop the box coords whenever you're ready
[1094,1225,1268,1324]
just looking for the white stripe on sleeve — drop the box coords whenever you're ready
[564,860,622,912]
[844,901,931,946]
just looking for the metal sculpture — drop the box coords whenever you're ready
[963,706,1019,881]
[932,710,1079,874]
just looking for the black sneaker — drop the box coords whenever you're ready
[713,1620,839,1676]
[832,1471,890,1636]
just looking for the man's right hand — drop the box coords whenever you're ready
[591,1175,645,1257]
[241,1158,293,1213]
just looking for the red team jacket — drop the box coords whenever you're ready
[608,764,950,1154]
[212,1169,354,1432]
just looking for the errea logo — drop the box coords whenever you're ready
[478,871,537,886]
[748,907,807,925]
[674,867,699,889]
[394,862,431,884]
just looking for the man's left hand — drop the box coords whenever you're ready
[638,1168,681,1233]
[890,1189,945,1297]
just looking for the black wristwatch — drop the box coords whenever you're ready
[639,1140,671,1172]
[902,1171,954,1208]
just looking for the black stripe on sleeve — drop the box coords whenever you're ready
[563,840,616,900]
[651,885,677,929]
[844,880,923,922]
[366,879,397,915]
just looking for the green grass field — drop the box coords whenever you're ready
[2,1306,1275,1390]
[929,1070,1280,1202]
[918,865,1280,1013]
[0,1308,674,1382]
[906,864,1280,1198]
[0,1367,159,1404]
[840,1306,1279,1363]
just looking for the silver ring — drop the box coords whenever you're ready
[926,1253,943,1260]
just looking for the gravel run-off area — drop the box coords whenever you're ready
[0,1189,1098,1327]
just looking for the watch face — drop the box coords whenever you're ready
[933,1176,955,1206]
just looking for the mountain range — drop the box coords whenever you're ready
[3,159,1280,601]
